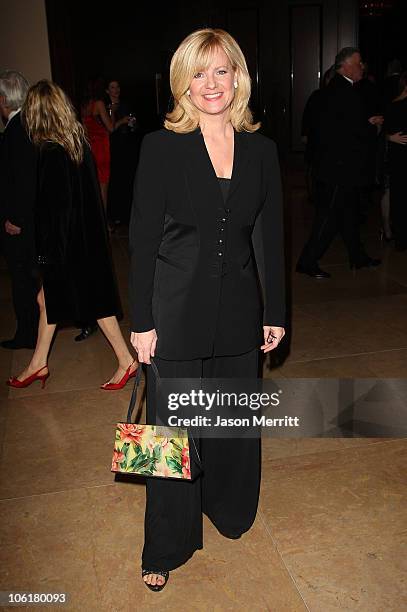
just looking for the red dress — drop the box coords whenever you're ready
[83,100,110,183]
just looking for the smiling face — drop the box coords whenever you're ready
[188,46,236,119]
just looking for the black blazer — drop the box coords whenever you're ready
[0,112,38,231]
[313,74,369,187]
[129,128,285,360]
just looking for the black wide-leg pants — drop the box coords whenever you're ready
[142,349,261,572]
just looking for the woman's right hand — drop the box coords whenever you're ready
[130,329,157,364]
[388,131,407,145]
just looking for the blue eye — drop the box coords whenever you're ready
[217,70,227,75]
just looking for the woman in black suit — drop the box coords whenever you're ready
[129,29,286,591]
[7,80,138,390]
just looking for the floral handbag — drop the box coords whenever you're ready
[111,360,201,480]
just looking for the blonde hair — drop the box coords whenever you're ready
[22,80,86,164]
[164,28,260,133]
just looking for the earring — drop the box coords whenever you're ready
[186,89,191,96]
[234,82,238,89]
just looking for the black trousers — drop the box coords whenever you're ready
[389,168,407,250]
[142,349,260,572]
[297,180,365,269]
[2,232,39,344]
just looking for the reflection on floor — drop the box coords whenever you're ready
[0,164,406,611]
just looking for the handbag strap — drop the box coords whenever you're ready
[126,359,161,423]
[150,358,161,384]
[126,363,143,423]
[126,358,202,467]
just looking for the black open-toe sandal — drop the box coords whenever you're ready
[142,569,169,592]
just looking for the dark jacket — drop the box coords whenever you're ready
[129,128,286,361]
[301,88,323,165]
[382,74,401,108]
[36,142,120,323]
[385,97,407,172]
[0,112,38,231]
[313,74,369,187]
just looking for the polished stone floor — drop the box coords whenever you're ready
[0,166,406,611]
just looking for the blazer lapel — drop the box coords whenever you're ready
[228,130,250,201]
[183,129,225,215]
[182,128,250,213]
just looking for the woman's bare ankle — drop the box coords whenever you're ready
[118,357,137,371]
[29,361,48,373]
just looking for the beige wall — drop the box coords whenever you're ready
[0,0,51,84]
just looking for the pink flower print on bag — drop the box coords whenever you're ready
[117,423,145,445]
[111,449,125,471]
[181,446,191,479]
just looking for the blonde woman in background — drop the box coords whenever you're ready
[7,80,138,391]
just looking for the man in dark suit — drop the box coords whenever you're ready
[0,70,39,348]
[296,48,381,278]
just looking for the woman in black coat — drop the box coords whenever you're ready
[7,80,138,390]
[129,29,286,590]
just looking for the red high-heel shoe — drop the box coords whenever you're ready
[100,362,138,391]
[7,365,49,389]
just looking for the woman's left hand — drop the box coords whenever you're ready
[261,326,285,353]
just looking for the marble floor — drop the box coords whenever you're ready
[0,165,406,611]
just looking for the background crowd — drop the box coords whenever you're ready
[299,52,407,281]
[0,73,142,348]
[0,72,139,389]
